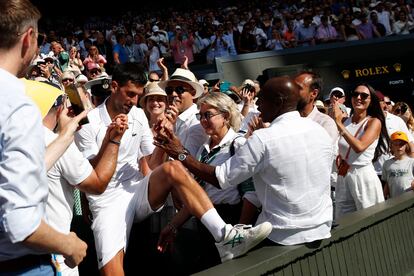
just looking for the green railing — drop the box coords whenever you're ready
[194,191,414,276]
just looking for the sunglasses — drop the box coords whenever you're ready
[385,101,392,105]
[90,69,100,75]
[62,78,74,82]
[149,78,159,82]
[395,105,408,114]
[331,91,344,98]
[351,91,370,100]
[196,111,222,120]
[52,94,67,108]
[165,86,186,95]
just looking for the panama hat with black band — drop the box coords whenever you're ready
[159,68,204,99]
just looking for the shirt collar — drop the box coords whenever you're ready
[307,105,320,119]
[178,103,198,122]
[270,111,301,126]
[203,128,237,152]
[98,98,112,126]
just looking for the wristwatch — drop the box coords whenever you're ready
[177,149,190,161]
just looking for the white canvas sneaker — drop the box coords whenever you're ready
[215,222,272,263]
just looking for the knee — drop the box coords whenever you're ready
[161,160,188,182]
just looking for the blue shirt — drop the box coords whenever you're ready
[0,69,48,261]
[113,44,128,64]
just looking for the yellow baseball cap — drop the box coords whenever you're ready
[390,131,409,143]
[22,79,64,119]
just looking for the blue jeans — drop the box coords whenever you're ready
[0,262,54,276]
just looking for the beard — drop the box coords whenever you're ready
[297,98,307,112]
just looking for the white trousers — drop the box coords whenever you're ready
[335,164,384,219]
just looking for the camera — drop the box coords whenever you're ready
[243,83,254,92]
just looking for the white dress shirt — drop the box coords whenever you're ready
[0,69,48,260]
[176,104,207,156]
[216,111,334,245]
[307,105,339,143]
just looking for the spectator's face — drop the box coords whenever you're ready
[330,91,345,105]
[384,96,393,112]
[51,44,61,55]
[294,73,317,111]
[390,140,407,157]
[97,33,105,44]
[165,80,195,113]
[145,95,167,116]
[148,72,160,82]
[112,80,144,114]
[351,85,371,111]
[198,103,227,136]
[89,68,101,79]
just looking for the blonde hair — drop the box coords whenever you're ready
[197,92,242,132]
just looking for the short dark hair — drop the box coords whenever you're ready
[112,63,147,87]
[296,71,323,92]
[0,0,41,49]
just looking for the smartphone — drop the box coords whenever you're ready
[219,81,231,92]
[65,84,92,125]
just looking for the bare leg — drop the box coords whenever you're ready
[147,160,214,218]
[100,249,124,276]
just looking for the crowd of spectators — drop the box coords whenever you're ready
[36,0,414,77]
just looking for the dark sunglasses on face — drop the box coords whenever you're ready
[62,78,74,82]
[149,78,159,82]
[331,91,344,98]
[196,111,222,120]
[165,86,186,95]
[385,101,392,105]
[351,91,370,100]
[90,69,100,75]
[395,105,408,114]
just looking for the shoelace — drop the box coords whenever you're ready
[233,224,253,230]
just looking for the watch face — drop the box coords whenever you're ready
[178,153,187,161]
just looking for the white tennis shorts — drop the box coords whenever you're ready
[89,173,162,268]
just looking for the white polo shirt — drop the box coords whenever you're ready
[75,101,154,206]
[196,128,245,205]
[374,112,414,174]
[44,127,92,234]
[215,111,334,245]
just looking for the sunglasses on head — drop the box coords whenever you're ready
[395,105,408,114]
[165,86,186,95]
[351,91,370,100]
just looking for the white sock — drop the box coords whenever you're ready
[200,208,227,242]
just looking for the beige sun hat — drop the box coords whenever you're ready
[139,82,167,107]
[158,68,204,99]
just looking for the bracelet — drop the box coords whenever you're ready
[167,222,178,235]
[109,139,121,145]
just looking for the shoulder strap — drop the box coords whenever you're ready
[230,135,244,156]
[344,117,370,160]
